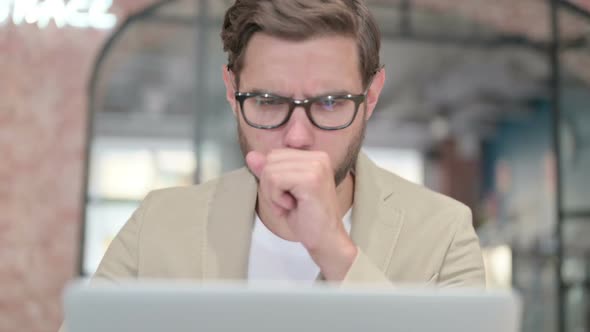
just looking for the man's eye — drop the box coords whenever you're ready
[322,99,336,107]
[318,98,344,110]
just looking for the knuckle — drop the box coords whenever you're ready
[316,152,331,169]
[307,170,322,184]
[310,161,325,177]
[267,171,280,185]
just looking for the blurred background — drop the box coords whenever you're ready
[1,0,589,331]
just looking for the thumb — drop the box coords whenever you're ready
[245,150,267,179]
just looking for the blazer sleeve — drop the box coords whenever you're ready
[92,192,154,280]
[340,249,392,285]
[437,207,486,288]
[341,206,486,288]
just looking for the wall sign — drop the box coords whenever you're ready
[0,0,117,30]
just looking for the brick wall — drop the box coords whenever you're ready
[0,1,157,331]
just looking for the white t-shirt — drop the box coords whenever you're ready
[247,209,352,285]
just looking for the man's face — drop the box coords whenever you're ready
[223,33,384,186]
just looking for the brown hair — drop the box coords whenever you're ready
[221,0,381,89]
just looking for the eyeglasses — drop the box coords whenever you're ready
[234,91,367,130]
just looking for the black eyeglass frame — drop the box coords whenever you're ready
[234,92,367,130]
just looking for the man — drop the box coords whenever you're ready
[92,0,485,287]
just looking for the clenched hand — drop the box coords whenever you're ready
[246,149,358,281]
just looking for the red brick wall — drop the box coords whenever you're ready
[0,2,157,331]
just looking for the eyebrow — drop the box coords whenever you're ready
[247,88,357,99]
[249,88,281,95]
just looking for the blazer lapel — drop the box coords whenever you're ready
[203,168,258,280]
[350,151,405,274]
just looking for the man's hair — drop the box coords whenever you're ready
[221,0,381,89]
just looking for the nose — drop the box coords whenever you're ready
[283,107,315,149]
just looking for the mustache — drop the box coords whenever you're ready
[236,122,365,187]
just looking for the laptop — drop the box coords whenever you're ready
[63,280,521,332]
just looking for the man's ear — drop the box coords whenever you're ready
[364,68,386,120]
[222,65,238,117]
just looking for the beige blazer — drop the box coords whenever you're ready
[92,151,485,287]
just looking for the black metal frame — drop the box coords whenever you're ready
[82,1,590,330]
[549,1,565,331]
[552,1,590,331]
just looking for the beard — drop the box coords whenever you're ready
[237,119,366,187]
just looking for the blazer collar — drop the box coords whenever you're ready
[203,150,405,279]
[203,168,258,280]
